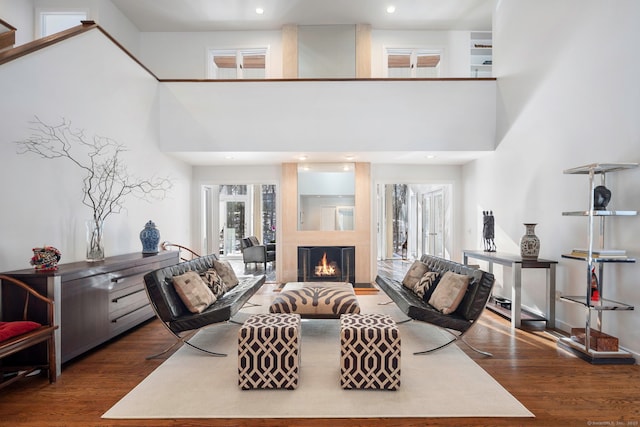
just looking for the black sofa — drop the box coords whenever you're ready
[144,253,265,357]
[375,254,495,356]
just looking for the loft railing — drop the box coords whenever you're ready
[0,20,495,84]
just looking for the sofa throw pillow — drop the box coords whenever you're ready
[414,271,441,301]
[172,271,216,314]
[200,268,228,298]
[428,271,470,314]
[402,261,430,290]
[213,260,240,289]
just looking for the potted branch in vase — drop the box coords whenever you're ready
[17,117,172,261]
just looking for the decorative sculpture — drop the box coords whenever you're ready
[482,211,496,252]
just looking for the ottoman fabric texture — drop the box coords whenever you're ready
[269,282,360,318]
[340,313,401,390]
[238,313,301,390]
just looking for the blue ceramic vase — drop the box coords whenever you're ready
[140,220,160,254]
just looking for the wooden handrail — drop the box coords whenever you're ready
[0,21,96,66]
[0,18,17,52]
[0,20,159,80]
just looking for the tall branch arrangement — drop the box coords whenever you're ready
[16,117,172,259]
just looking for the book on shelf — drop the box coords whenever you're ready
[570,249,627,259]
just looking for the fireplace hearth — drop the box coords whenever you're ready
[298,246,355,284]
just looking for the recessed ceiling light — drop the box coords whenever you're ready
[298,155,308,161]
[386,5,396,14]
[426,154,436,159]
[255,7,264,15]
[225,155,234,160]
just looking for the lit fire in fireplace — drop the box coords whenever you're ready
[314,252,337,277]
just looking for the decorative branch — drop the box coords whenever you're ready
[16,116,172,225]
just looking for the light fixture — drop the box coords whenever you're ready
[426,154,436,159]
[255,7,264,15]
[386,5,396,14]
[298,155,308,161]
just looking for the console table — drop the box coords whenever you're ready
[462,250,557,329]
[1,251,178,375]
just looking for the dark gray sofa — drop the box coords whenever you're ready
[375,254,495,355]
[144,253,265,357]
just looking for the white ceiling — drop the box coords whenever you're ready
[110,0,495,166]
[111,0,494,32]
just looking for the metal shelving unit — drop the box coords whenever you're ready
[558,162,638,365]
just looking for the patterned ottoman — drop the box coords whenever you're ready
[269,282,360,318]
[340,313,401,390]
[238,313,301,390]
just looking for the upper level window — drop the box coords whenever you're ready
[37,10,88,37]
[208,48,268,80]
[386,48,441,78]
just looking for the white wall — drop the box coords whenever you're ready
[157,79,496,153]
[140,27,476,80]
[140,30,283,79]
[463,0,640,355]
[0,29,191,271]
[91,0,140,56]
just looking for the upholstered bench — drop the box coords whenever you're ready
[269,282,360,319]
[340,313,401,390]
[238,313,301,390]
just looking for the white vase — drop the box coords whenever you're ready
[86,219,105,262]
[519,223,540,260]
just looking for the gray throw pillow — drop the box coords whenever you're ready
[402,261,430,290]
[172,271,216,313]
[212,259,240,289]
[428,271,470,314]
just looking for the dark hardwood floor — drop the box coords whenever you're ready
[1,260,639,427]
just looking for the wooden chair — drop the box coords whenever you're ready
[0,274,57,389]
[160,241,201,262]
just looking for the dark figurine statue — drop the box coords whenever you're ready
[483,211,496,252]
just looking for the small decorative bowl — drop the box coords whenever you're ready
[30,246,61,271]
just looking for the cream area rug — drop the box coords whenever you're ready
[103,292,533,419]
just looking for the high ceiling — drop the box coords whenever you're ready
[109,0,495,166]
[111,0,494,32]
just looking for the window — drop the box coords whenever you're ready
[386,48,441,78]
[38,10,87,37]
[208,48,268,79]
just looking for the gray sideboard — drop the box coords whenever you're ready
[0,251,179,375]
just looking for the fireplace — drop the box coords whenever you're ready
[297,246,355,284]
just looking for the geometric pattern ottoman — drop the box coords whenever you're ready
[238,313,302,390]
[339,313,400,390]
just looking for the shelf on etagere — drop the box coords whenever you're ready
[563,162,638,175]
[561,254,636,263]
[557,337,636,365]
[559,295,634,310]
[562,210,637,217]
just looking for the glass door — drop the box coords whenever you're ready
[218,185,249,257]
[422,189,445,257]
